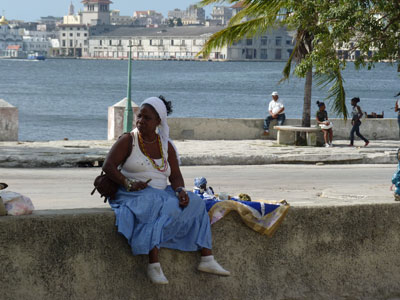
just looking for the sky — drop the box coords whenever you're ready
[0,0,214,22]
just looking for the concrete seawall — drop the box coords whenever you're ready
[1,205,400,300]
[168,118,399,140]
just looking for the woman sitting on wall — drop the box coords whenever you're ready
[315,101,333,147]
[102,96,230,285]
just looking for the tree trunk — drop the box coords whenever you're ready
[302,68,313,127]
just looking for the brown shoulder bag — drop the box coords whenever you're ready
[91,132,133,202]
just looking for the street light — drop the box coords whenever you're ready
[123,41,133,132]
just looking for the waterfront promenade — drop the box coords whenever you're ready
[0,138,398,168]
[0,138,398,209]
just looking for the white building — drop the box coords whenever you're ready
[167,9,185,20]
[87,26,295,61]
[58,0,111,57]
[133,10,163,27]
[81,0,111,25]
[0,16,23,54]
[211,6,232,25]
[21,30,52,55]
[183,5,205,25]
[228,27,294,60]
[88,26,225,60]
[58,23,89,57]
[110,10,133,26]
[168,5,205,25]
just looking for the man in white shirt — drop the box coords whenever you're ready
[263,91,286,135]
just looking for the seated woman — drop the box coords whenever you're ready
[102,96,229,285]
[316,101,333,147]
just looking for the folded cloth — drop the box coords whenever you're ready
[205,198,289,237]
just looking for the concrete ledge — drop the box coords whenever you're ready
[1,205,400,300]
[168,118,399,140]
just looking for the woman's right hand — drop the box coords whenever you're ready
[132,181,149,191]
[125,178,150,192]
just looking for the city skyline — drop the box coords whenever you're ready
[1,0,213,22]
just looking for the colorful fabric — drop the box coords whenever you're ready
[205,198,289,237]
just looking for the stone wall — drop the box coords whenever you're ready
[167,118,399,140]
[0,99,18,141]
[1,205,400,300]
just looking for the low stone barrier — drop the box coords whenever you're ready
[168,118,399,140]
[0,99,18,141]
[1,205,400,300]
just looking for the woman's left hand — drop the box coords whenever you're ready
[178,190,189,208]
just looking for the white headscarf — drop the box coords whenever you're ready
[137,97,181,164]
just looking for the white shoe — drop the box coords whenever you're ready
[198,255,230,276]
[324,143,329,147]
[147,262,169,284]
[329,143,333,147]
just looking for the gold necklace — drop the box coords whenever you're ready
[140,134,157,144]
[139,134,168,172]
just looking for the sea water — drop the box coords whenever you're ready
[0,59,398,140]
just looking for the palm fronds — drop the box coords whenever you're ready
[315,69,347,119]
[198,16,274,57]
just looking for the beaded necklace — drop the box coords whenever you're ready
[138,134,168,172]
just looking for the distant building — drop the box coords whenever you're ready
[87,25,295,61]
[81,0,111,26]
[0,16,23,55]
[211,6,232,25]
[168,5,205,25]
[58,0,112,57]
[110,10,133,26]
[88,26,224,59]
[39,16,63,25]
[228,27,294,60]
[183,5,205,25]
[231,1,246,16]
[39,16,63,31]
[69,1,75,16]
[133,10,163,27]
[21,29,53,55]
[58,23,89,57]
[168,9,185,20]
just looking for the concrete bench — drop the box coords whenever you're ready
[274,125,323,146]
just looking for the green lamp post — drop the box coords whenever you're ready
[123,42,133,132]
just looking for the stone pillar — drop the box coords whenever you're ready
[108,98,139,140]
[0,99,18,141]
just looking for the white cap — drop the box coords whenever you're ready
[271,91,279,96]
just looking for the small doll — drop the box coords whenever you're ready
[193,177,215,200]
[390,148,400,201]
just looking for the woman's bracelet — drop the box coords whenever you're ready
[175,187,186,197]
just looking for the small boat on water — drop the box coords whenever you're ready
[27,53,46,61]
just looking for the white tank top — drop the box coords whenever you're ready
[120,131,171,190]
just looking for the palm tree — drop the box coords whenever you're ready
[198,0,347,128]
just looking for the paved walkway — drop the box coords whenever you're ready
[0,139,399,167]
[0,165,397,210]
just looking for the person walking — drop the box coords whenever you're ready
[349,97,369,147]
[394,92,400,138]
[263,91,286,135]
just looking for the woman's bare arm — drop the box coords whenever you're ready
[102,133,132,186]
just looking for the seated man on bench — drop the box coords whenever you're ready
[263,91,286,135]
